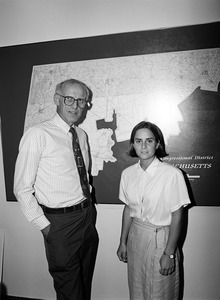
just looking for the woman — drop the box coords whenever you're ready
[117,121,190,300]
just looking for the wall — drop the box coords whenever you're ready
[0,0,220,299]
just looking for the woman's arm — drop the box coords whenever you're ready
[159,206,183,276]
[117,204,132,263]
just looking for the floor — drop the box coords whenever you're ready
[1,296,42,300]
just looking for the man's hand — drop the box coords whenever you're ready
[41,224,51,239]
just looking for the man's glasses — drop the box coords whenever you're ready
[56,93,87,108]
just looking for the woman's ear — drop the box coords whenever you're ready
[156,141,160,149]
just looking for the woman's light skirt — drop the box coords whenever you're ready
[127,218,180,300]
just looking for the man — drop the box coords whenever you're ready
[14,78,99,300]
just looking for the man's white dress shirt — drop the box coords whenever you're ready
[14,113,90,230]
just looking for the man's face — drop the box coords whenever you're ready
[55,83,87,126]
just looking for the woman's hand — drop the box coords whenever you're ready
[159,253,175,276]
[117,243,128,263]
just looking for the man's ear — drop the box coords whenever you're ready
[54,94,59,105]
[156,141,160,149]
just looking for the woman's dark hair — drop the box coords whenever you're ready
[128,121,168,159]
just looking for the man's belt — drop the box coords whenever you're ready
[40,199,90,214]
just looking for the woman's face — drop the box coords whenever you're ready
[133,128,159,166]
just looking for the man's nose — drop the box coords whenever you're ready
[72,100,78,109]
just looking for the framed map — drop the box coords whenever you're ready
[1,22,220,205]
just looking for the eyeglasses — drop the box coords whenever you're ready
[56,93,87,108]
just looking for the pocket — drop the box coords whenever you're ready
[43,214,59,242]
[127,223,135,250]
[41,225,51,242]
[155,226,169,249]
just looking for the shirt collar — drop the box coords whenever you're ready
[52,113,72,134]
[138,157,160,176]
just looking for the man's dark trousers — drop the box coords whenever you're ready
[43,203,99,300]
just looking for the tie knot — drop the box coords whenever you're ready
[69,126,75,132]
[69,126,76,135]
[70,127,79,144]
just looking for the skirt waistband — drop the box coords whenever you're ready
[133,217,169,232]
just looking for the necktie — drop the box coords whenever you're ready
[69,127,91,201]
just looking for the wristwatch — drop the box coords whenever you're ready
[163,252,175,259]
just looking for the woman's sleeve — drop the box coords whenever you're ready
[165,168,191,212]
[119,171,129,205]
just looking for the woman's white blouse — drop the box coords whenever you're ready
[119,157,191,226]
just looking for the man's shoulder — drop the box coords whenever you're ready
[23,118,54,139]
[75,125,86,133]
[25,120,49,132]
[75,126,87,139]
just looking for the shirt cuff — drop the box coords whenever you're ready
[32,214,51,231]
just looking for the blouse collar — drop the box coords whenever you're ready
[138,157,160,176]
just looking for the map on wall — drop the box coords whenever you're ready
[24,47,220,205]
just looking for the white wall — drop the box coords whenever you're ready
[1,0,220,47]
[1,0,220,299]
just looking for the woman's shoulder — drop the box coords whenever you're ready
[159,159,183,176]
[122,162,139,175]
